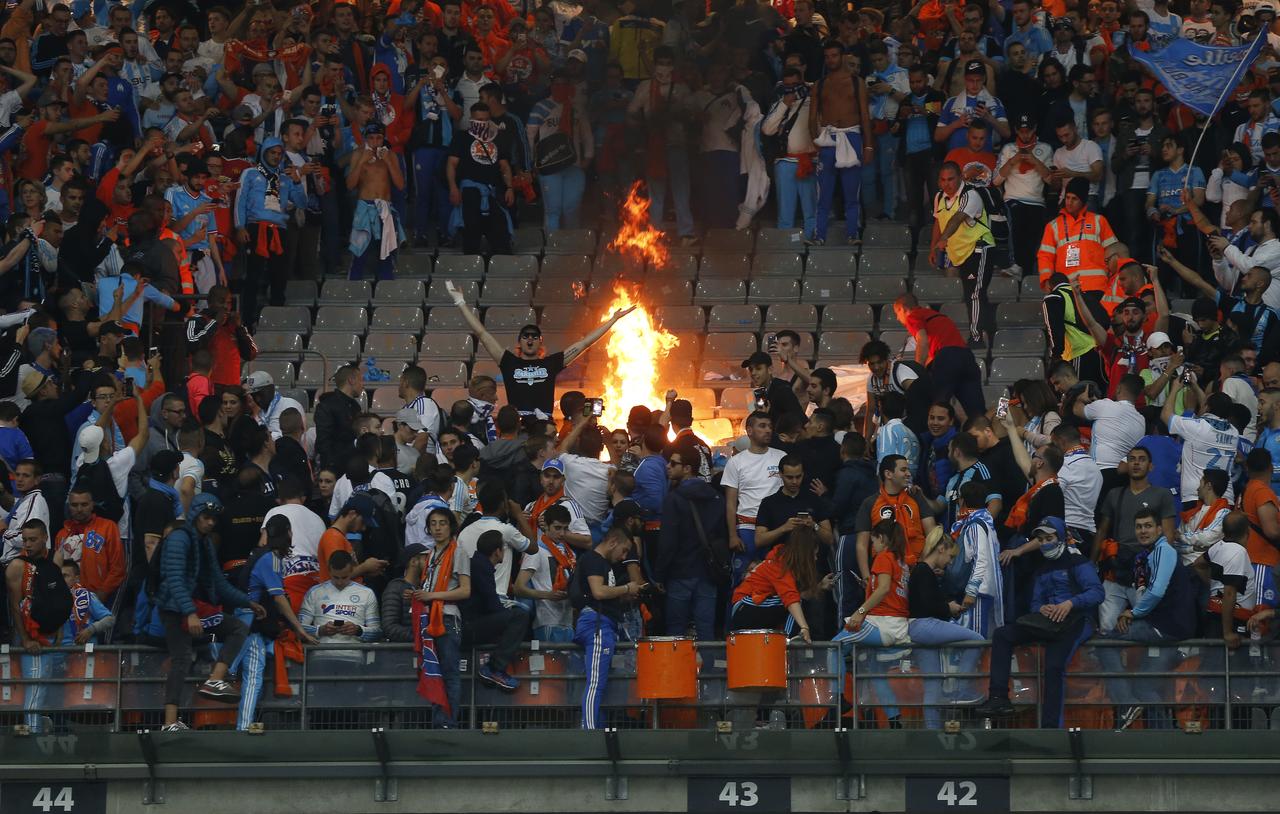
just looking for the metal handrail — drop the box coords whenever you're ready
[0,639,1268,731]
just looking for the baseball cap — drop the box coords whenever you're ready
[611,499,644,526]
[363,120,386,137]
[19,371,48,399]
[242,370,274,393]
[964,59,984,76]
[232,104,255,124]
[567,48,587,63]
[252,62,276,77]
[542,457,565,474]
[1015,112,1034,130]
[150,449,184,478]
[1032,522,1058,539]
[1051,16,1075,30]
[395,407,424,431]
[78,425,104,465]
[1117,296,1146,312]
[341,493,380,527]
[264,514,291,545]
[401,542,429,565]
[38,91,65,108]
[741,350,772,369]
[1145,331,1173,351]
[519,323,542,339]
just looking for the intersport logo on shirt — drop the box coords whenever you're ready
[321,603,358,619]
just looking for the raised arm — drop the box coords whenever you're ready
[1069,279,1109,347]
[563,306,636,366]
[1157,245,1216,299]
[445,279,504,361]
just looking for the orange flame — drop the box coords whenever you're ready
[571,280,586,300]
[596,182,678,430]
[608,182,669,270]
[598,283,679,430]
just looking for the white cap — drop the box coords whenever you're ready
[242,370,274,393]
[79,426,104,465]
[1146,331,1173,351]
[567,48,588,62]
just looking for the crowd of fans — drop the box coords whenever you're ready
[3,0,1280,735]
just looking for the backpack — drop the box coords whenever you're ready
[968,183,1010,269]
[352,485,405,565]
[20,554,73,636]
[73,460,124,522]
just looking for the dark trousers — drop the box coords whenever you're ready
[1007,200,1046,277]
[904,150,937,237]
[242,225,290,328]
[462,606,528,672]
[460,187,511,255]
[988,613,1092,728]
[729,601,789,632]
[1114,188,1153,264]
[958,245,993,342]
[928,345,986,419]
[160,609,248,707]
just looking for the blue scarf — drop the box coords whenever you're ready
[149,478,183,519]
[420,84,454,146]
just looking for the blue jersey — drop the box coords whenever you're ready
[248,550,286,605]
[877,418,920,472]
[938,92,1007,151]
[1257,427,1280,496]
[164,185,217,252]
[1149,163,1205,224]
[1139,433,1183,504]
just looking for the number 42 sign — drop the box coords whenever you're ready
[0,783,106,814]
[905,776,1010,813]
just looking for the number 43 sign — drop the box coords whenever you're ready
[905,776,1010,813]
[687,777,790,813]
[0,783,106,814]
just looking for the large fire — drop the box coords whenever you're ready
[597,184,679,430]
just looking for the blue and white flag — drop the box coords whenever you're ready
[1128,34,1268,118]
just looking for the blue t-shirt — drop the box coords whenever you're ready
[938,93,1007,151]
[248,550,286,605]
[1138,434,1183,504]
[1258,427,1280,496]
[1148,163,1205,224]
[0,426,33,469]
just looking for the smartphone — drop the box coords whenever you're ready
[766,333,778,351]
[148,346,159,358]
[433,64,447,79]
[589,398,604,417]
[796,511,811,521]
[753,387,767,411]
[123,379,135,397]
[995,396,1009,420]
[1181,371,1195,385]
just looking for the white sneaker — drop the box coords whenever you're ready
[161,721,189,732]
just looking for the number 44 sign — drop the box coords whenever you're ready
[0,783,106,814]
[905,776,1010,813]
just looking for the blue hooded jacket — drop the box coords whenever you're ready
[1030,516,1104,615]
[234,137,307,229]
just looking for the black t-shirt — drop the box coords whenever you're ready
[58,319,95,363]
[755,488,830,549]
[200,430,238,497]
[450,130,508,187]
[499,350,565,416]
[270,436,312,497]
[576,548,624,623]
[217,492,275,563]
[764,376,802,423]
[134,489,176,544]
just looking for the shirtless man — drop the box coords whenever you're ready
[809,40,873,247]
[347,121,406,281]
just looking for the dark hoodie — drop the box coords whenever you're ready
[313,389,360,471]
[656,478,728,584]
[130,391,181,500]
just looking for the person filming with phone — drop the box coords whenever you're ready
[742,350,801,425]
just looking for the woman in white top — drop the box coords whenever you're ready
[1006,379,1062,454]
[1204,143,1255,230]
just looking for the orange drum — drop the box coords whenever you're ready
[636,637,697,699]
[511,650,568,706]
[726,629,787,690]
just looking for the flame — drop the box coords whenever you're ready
[608,182,669,270]
[593,183,680,430]
[571,280,586,300]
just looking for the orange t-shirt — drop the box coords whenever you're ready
[868,551,910,618]
[69,99,105,143]
[943,147,996,172]
[15,120,53,182]
[317,527,354,582]
[1241,479,1280,567]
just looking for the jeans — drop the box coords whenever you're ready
[1098,581,1141,634]
[773,160,817,238]
[318,184,343,277]
[532,624,573,643]
[159,609,248,708]
[411,146,453,240]
[433,616,463,728]
[665,576,717,640]
[731,525,757,586]
[903,149,937,236]
[18,646,64,732]
[648,147,695,237]
[834,619,904,720]
[907,617,986,729]
[349,244,397,281]
[988,614,1093,728]
[1094,621,1179,728]
[462,605,529,672]
[816,130,863,241]
[540,166,586,231]
[928,346,986,420]
[574,608,618,729]
[698,149,743,230]
[864,131,897,219]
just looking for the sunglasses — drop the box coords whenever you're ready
[520,332,542,340]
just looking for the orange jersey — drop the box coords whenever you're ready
[1241,479,1280,568]
[868,551,910,618]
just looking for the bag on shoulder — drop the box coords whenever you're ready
[941,516,978,596]
[534,132,577,175]
[20,554,73,635]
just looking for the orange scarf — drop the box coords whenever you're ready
[423,539,456,637]
[1182,497,1230,529]
[540,533,576,592]
[528,489,563,532]
[1005,477,1057,530]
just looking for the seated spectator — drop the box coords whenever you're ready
[5,519,71,732]
[514,504,576,642]
[54,485,125,604]
[1176,470,1231,564]
[1194,511,1275,648]
[976,517,1104,727]
[461,529,529,691]
[299,550,382,698]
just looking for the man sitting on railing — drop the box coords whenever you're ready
[299,550,383,702]
[461,530,529,692]
[975,516,1103,728]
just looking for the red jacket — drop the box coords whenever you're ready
[55,515,125,600]
[732,546,802,608]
